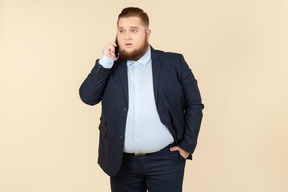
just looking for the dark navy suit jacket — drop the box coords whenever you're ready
[79,47,204,176]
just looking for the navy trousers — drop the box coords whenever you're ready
[110,144,186,192]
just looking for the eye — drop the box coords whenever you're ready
[131,29,137,33]
[119,29,125,33]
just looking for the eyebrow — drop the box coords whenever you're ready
[118,26,139,29]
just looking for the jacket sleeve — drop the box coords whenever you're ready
[177,55,204,157]
[79,60,111,105]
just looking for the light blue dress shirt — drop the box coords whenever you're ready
[99,47,174,154]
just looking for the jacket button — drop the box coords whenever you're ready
[123,107,127,111]
[120,136,124,139]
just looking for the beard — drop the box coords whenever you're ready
[118,36,150,61]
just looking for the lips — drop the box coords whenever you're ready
[125,43,133,46]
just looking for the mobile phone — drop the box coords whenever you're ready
[114,37,119,57]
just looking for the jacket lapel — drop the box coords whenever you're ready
[151,47,162,103]
[117,47,162,104]
[117,58,129,102]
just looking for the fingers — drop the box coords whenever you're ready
[102,42,118,61]
[111,41,117,47]
[104,43,116,55]
[169,146,180,151]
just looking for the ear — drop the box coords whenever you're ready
[146,29,151,40]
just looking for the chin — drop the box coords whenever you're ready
[119,39,149,61]
[122,47,135,52]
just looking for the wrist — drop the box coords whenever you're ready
[99,55,114,69]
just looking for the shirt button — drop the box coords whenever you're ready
[120,136,124,139]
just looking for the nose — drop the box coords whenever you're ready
[125,31,132,40]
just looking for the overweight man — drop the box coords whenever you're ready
[79,7,204,192]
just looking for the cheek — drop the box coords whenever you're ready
[117,38,125,47]
[117,34,123,42]
[134,35,146,44]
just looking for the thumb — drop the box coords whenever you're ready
[169,146,179,152]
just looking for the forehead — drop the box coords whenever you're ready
[117,17,144,28]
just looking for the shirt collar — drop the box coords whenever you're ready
[127,47,151,66]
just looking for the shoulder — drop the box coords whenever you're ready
[152,48,186,66]
[154,49,183,59]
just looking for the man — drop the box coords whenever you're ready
[79,7,204,192]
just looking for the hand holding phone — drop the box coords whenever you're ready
[102,40,119,61]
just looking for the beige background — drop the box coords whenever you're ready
[1,0,287,191]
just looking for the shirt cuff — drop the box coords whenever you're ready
[99,55,114,69]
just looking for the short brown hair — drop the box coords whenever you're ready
[117,7,149,29]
